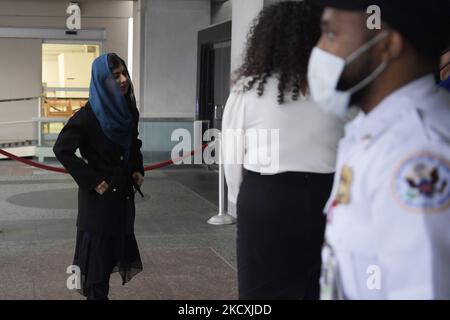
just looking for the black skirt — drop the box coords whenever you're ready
[74,230,143,297]
[236,169,333,300]
[73,180,143,297]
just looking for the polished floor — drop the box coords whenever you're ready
[0,160,237,300]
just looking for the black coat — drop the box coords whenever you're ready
[53,101,144,235]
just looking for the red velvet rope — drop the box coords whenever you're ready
[0,143,210,174]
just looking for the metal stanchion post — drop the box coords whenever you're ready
[37,96,42,148]
[208,132,236,225]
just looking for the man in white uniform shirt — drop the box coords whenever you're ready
[307,0,450,299]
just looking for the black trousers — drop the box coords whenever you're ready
[236,170,333,300]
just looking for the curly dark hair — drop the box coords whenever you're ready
[235,1,322,104]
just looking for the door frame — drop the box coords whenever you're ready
[196,20,232,123]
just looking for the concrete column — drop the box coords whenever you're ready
[230,0,264,73]
[132,0,142,110]
[140,0,210,118]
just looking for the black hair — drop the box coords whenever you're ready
[106,53,139,121]
[234,1,322,104]
[107,53,126,72]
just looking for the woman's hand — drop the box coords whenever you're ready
[132,172,144,188]
[95,181,110,195]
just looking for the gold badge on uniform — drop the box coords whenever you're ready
[334,165,353,206]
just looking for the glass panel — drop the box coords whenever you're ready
[41,43,100,119]
[42,43,99,92]
[42,98,86,118]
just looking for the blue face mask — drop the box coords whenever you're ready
[439,76,450,91]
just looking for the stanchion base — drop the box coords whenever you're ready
[207,214,236,225]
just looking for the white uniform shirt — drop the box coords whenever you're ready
[325,74,450,299]
[222,76,345,203]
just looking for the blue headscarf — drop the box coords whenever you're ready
[89,54,133,159]
[440,48,450,92]
[439,77,450,92]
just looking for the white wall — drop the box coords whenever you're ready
[211,0,232,25]
[133,0,143,109]
[0,0,135,143]
[0,0,135,102]
[0,38,41,143]
[230,0,264,73]
[0,38,42,101]
[0,0,133,60]
[141,0,211,118]
[229,0,287,74]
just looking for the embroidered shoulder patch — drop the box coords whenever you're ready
[393,153,450,213]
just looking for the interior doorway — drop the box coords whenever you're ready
[41,42,100,138]
[196,21,232,132]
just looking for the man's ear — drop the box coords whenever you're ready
[381,31,404,63]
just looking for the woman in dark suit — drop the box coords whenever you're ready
[53,53,145,300]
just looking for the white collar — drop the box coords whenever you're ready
[344,74,437,143]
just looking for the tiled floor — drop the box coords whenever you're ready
[0,160,237,300]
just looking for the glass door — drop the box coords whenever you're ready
[40,42,100,145]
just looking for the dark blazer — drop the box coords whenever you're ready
[53,102,144,235]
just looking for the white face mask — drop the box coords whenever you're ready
[307,32,389,118]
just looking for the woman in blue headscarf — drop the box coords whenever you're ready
[53,53,145,300]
